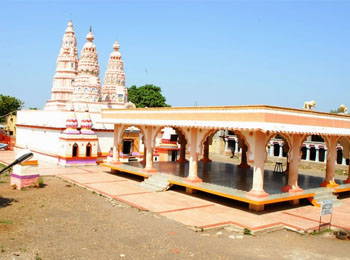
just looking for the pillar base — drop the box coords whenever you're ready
[238,163,250,169]
[184,177,203,183]
[177,158,188,163]
[320,180,339,188]
[142,168,158,174]
[249,204,264,211]
[282,185,303,193]
[343,178,350,184]
[200,158,212,163]
[246,189,269,198]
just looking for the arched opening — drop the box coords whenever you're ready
[72,143,78,157]
[120,126,144,162]
[152,126,187,163]
[86,143,92,157]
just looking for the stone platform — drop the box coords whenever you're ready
[101,161,350,208]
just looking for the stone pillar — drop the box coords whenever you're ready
[234,140,238,153]
[238,143,250,168]
[177,135,188,163]
[112,124,121,164]
[324,149,327,163]
[321,136,338,187]
[282,134,303,193]
[185,128,202,183]
[279,143,283,158]
[315,148,319,163]
[306,147,310,161]
[142,127,157,173]
[200,138,211,162]
[141,146,146,165]
[269,144,274,157]
[247,131,269,202]
[342,154,346,165]
[343,163,350,184]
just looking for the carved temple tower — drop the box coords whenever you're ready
[44,21,79,110]
[72,28,101,103]
[102,41,128,104]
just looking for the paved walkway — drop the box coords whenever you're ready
[1,150,349,233]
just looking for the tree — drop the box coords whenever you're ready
[0,94,24,122]
[127,84,170,108]
[330,108,342,114]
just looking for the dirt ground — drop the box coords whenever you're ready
[0,172,349,260]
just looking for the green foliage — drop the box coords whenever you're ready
[243,228,252,235]
[0,94,24,122]
[330,108,342,114]
[0,220,13,224]
[127,84,170,108]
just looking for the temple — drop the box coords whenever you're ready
[13,21,350,211]
[16,21,137,164]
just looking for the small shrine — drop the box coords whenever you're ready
[58,111,98,166]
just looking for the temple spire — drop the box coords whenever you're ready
[45,20,79,111]
[101,40,127,104]
[72,28,101,103]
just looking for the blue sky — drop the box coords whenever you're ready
[1,0,349,112]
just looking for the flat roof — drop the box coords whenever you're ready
[100,105,350,136]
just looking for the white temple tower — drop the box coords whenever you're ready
[72,27,102,103]
[102,41,128,104]
[45,21,79,110]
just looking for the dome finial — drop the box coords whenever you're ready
[86,26,94,42]
[113,40,120,51]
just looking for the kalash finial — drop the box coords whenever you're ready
[86,26,94,42]
[113,40,120,51]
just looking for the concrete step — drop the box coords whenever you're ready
[143,179,169,189]
[139,174,172,192]
[139,182,163,192]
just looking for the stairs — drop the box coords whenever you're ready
[309,189,342,207]
[139,174,173,192]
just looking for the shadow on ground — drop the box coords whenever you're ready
[0,196,17,208]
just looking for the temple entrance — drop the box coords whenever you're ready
[122,140,132,155]
[72,143,78,157]
[86,143,92,157]
[171,150,177,161]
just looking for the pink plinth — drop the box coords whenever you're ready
[246,189,269,198]
[184,177,203,183]
[282,185,303,193]
[11,175,39,190]
[343,178,350,184]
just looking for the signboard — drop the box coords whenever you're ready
[321,200,333,216]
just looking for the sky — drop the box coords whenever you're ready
[0,0,349,112]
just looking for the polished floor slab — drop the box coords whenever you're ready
[129,161,342,195]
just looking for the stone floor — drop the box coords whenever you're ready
[1,150,350,233]
[129,161,343,195]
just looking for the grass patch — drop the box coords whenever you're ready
[0,220,13,225]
